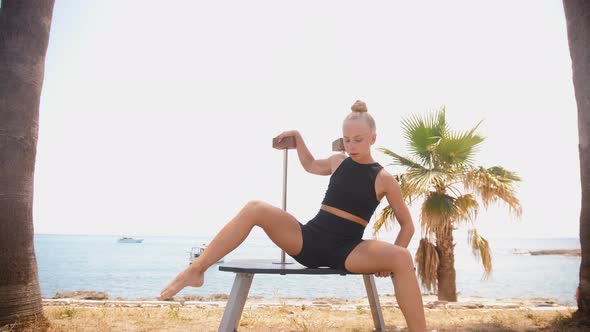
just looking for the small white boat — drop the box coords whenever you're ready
[117,236,144,243]
[188,243,224,265]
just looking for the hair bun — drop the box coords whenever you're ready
[351,100,368,113]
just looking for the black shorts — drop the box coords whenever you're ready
[290,209,365,272]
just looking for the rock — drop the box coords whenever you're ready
[313,297,347,304]
[447,303,484,309]
[180,294,206,301]
[208,293,229,300]
[52,291,109,300]
[484,303,520,309]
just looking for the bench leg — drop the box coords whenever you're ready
[363,274,385,332]
[218,272,254,332]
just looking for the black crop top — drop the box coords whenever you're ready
[321,157,384,221]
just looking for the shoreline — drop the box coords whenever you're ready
[43,294,577,311]
[47,290,578,307]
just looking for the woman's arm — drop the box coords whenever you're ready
[380,172,415,248]
[276,130,343,175]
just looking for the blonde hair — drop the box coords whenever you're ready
[344,100,376,132]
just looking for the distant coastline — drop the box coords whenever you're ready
[528,249,581,256]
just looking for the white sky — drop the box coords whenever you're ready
[34,1,581,240]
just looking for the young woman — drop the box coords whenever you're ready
[159,100,427,331]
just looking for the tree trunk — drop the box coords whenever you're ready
[436,226,457,301]
[563,0,590,325]
[0,0,55,328]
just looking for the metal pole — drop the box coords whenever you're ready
[281,149,288,264]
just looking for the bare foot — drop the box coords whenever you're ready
[158,266,205,300]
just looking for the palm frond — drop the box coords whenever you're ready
[385,173,427,205]
[446,183,463,198]
[379,148,450,201]
[403,167,449,197]
[467,229,492,279]
[451,194,479,224]
[415,238,439,291]
[435,124,485,167]
[463,166,523,218]
[487,166,522,182]
[378,147,425,170]
[396,174,420,203]
[400,108,447,167]
[421,192,455,238]
[372,205,395,236]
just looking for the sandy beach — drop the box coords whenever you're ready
[32,294,579,331]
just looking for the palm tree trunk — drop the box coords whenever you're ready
[0,0,55,328]
[563,0,590,324]
[436,226,457,301]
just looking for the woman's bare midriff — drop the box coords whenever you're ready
[320,204,369,227]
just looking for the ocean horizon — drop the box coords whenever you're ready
[34,233,580,304]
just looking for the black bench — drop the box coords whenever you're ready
[217,259,387,332]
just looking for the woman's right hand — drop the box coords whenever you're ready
[275,130,299,142]
[375,271,393,278]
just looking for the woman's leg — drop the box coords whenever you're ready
[345,240,427,332]
[159,200,303,299]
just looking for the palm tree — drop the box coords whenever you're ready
[0,0,56,328]
[374,108,522,301]
[562,0,590,325]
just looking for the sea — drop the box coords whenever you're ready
[35,234,580,304]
